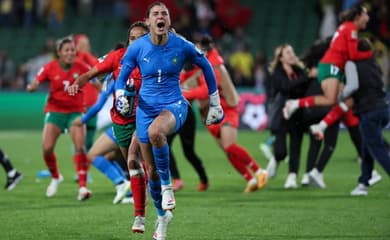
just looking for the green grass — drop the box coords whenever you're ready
[0,130,389,240]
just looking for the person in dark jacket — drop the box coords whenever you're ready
[266,44,314,188]
[343,38,390,196]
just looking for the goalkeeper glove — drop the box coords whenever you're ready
[115,89,133,117]
[206,90,224,125]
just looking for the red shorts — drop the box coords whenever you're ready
[207,106,239,138]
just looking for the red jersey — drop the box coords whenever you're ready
[36,59,89,113]
[95,47,141,125]
[182,48,231,109]
[321,21,372,69]
[95,48,126,79]
[76,51,99,108]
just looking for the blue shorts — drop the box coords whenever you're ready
[136,99,188,143]
[105,126,117,144]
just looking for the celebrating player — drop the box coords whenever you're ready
[182,35,268,192]
[68,21,149,233]
[114,2,223,240]
[283,5,372,119]
[26,36,91,201]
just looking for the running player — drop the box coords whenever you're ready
[71,73,131,204]
[114,2,223,239]
[26,36,91,201]
[68,21,149,233]
[182,35,268,192]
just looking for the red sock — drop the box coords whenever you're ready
[130,176,146,217]
[44,153,59,179]
[342,109,360,127]
[225,144,256,181]
[298,96,315,108]
[323,104,345,127]
[74,153,88,187]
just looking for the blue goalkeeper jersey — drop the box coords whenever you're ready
[115,32,217,114]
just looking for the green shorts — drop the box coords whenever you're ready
[112,122,136,148]
[317,63,345,84]
[44,112,81,132]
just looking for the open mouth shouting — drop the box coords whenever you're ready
[156,21,166,34]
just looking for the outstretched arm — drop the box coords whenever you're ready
[339,61,359,101]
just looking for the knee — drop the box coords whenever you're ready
[148,128,166,147]
[42,144,54,157]
[128,159,141,170]
[86,152,96,163]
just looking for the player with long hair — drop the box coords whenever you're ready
[181,35,268,192]
[68,21,149,233]
[27,36,91,201]
[114,2,223,239]
[283,5,372,118]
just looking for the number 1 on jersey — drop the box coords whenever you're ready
[157,69,162,83]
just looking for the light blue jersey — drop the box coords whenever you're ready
[116,32,218,143]
[116,32,217,114]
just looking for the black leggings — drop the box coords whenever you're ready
[272,121,305,174]
[167,105,208,183]
[306,123,339,173]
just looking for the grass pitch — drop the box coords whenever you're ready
[0,130,389,240]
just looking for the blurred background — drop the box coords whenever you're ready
[0,0,389,129]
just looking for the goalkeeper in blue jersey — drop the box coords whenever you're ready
[115,2,223,239]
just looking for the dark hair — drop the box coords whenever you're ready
[339,5,366,23]
[114,42,126,50]
[146,1,167,17]
[126,21,149,45]
[358,38,372,51]
[56,36,73,51]
[198,35,213,52]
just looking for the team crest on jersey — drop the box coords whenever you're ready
[73,73,79,79]
[54,75,60,80]
[172,57,178,65]
[351,30,358,39]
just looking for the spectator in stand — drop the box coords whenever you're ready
[229,42,254,87]
[20,37,56,87]
[0,50,16,89]
[253,49,267,93]
[45,0,65,30]
[0,0,13,27]
[26,36,91,201]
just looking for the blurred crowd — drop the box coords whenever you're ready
[1,0,390,93]
[0,0,258,91]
